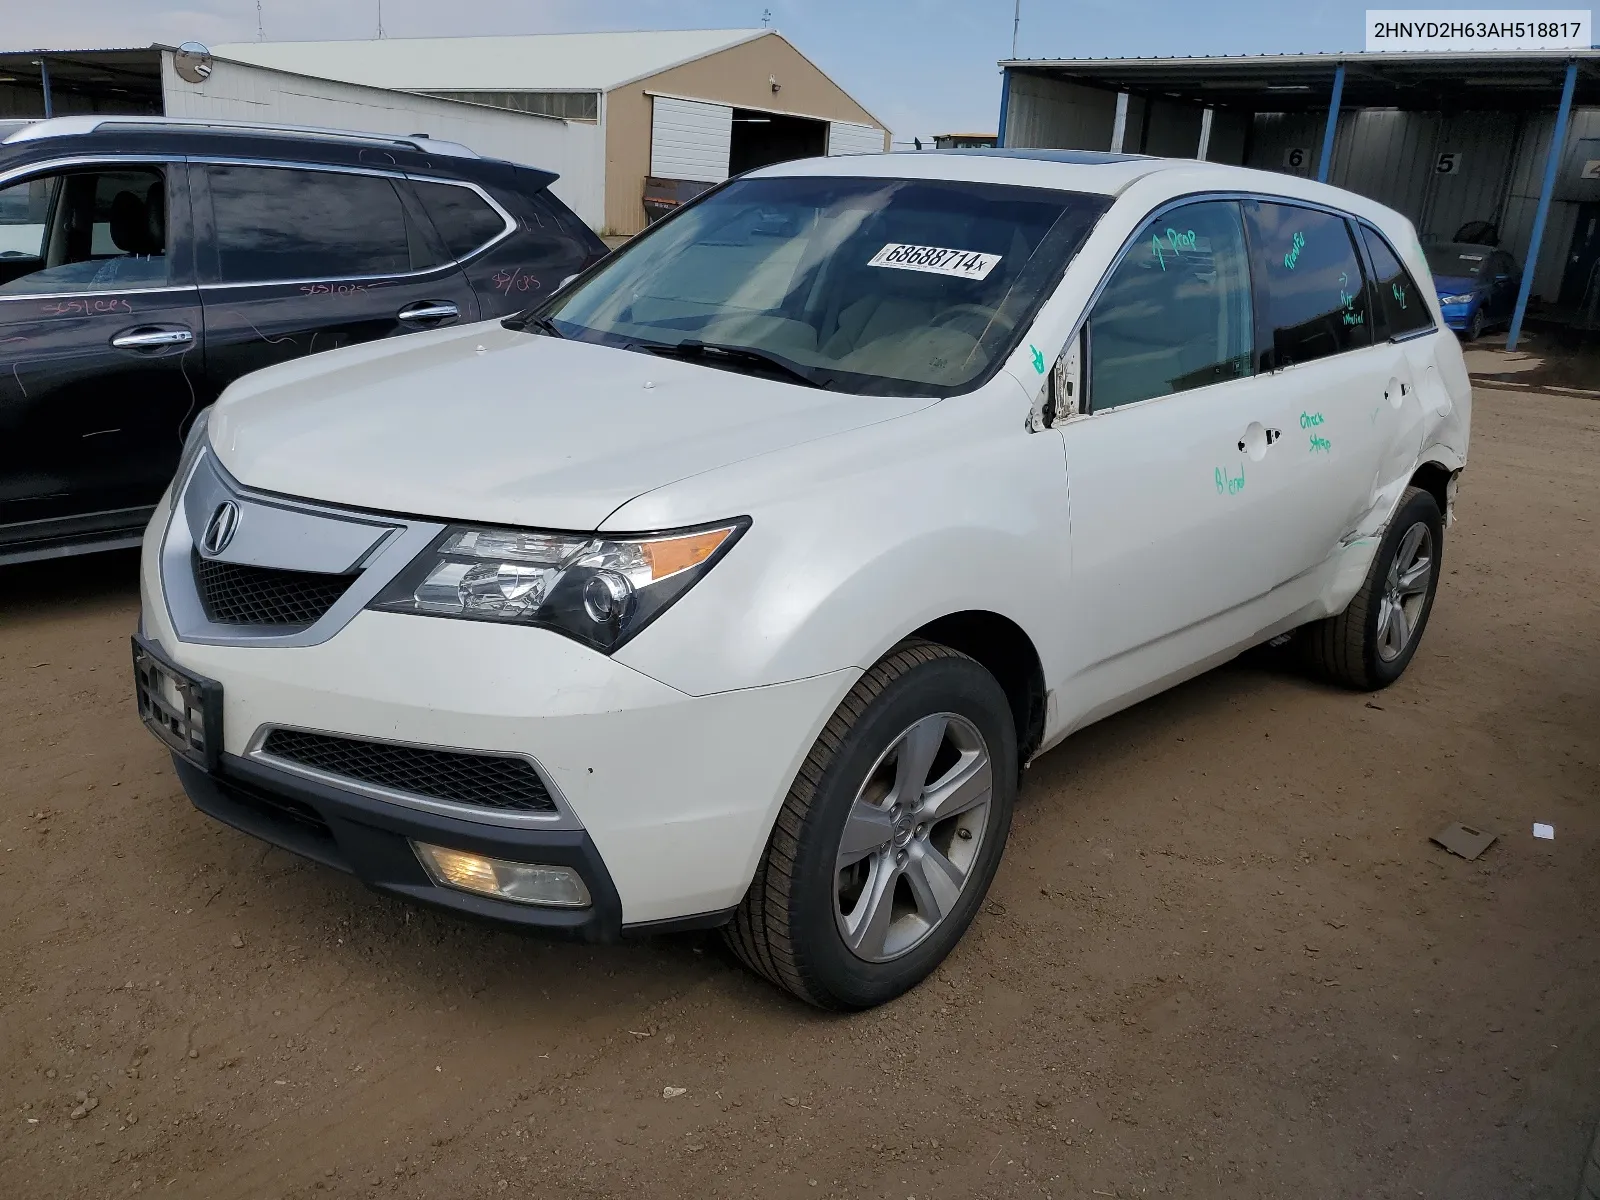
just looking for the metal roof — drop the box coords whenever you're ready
[213,28,773,94]
[1000,49,1600,111]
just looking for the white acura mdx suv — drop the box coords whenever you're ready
[135,149,1468,1009]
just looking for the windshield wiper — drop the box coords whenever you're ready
[505,312,564,338]
[637,339,829,390]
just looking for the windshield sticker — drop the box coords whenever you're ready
[868,243,1000,280]
[1459,253,1485,262]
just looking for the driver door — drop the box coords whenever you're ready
[1054,199,1304,727]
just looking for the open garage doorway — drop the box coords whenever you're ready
[729,108,826,175]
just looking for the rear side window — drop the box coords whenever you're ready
[1245,201,1370,368]
[412,180,508,259]
[207,165,430,282]
[1361,226,1434,340]
[1087,199,1255,412]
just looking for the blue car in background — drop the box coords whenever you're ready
[1424,242,1521,341]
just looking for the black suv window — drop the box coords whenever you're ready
[1361,225,1434,341]
[207,165,435,282]
[412,179,508,260]
[0,166,169,294]
[1087,200,1255,412]
[1245,200,1371,368]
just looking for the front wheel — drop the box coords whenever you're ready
[1466,307,1486,341]
[1303,485,1444,690]
[724,640,1017,1009]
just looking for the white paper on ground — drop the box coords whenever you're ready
[1533,822,1555,840]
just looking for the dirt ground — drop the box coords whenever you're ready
[2,386,1597,1200]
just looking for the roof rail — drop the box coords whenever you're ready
[0,115,479,158]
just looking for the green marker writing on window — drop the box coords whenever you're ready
[1029,344,1045,373]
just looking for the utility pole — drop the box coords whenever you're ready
[762,8,772,28]
[377,0,386,38]
[256,0,264,40]
[1011,0,1021,59]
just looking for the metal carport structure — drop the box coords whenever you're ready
[997,50,1600,346]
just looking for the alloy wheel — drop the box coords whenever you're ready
[1376,520,1433,662]
[833,712,993,963]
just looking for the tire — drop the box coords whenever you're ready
[1466,307,1486,341]
[724,640,1017,1009]
[1303,485,1444,690]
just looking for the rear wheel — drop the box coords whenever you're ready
[1303,485,1443,690]
[724,640,1017,1009]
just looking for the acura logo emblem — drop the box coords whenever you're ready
[201,501,240,557]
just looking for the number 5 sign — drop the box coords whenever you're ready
[1435,151,1463,174]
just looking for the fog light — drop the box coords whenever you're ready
[413,842,591,908]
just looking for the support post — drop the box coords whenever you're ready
[1197,107,1214,161]
[1508,59,1578,351]
[996,69,1012,149]
[1110,92,1129,153]
[1316,64,1344,184]
[37,58,53,118]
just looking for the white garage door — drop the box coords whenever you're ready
[828,121,885,156]
[650,96,733,183]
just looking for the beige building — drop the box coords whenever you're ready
[219,29,890,235]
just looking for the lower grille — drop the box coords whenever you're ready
[194,553,355,628]
[260,729,558,813]
[217,775,335,842]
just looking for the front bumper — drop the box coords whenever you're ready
[139,495,858,929]
[1438,301,1475,331]
[174,750,627,939]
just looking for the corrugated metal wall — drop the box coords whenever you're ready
[1002,73,1117,150]
[162,55,607,229]
[1002,68,1600,303]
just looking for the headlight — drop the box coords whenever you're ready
[1439,293,1476,306]
[369,518,748,652]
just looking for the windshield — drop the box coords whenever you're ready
[525,175,1110,397]
[1424,244,1490,280]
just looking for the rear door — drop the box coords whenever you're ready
[1358,223,1439,516]
[1240,199,1396,574]
[0,159,202,544]
[192,162,478,389]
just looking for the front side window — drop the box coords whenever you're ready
[530,176,1110,397]
[0,166,169,295]
[207,165,436,283]
[1363,226,1434,340]
[1086,200,1254,412]
[1245,201,1370,368]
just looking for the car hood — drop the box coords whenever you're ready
[208,321,936,530]
[1432,274,1481,297]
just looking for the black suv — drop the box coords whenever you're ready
[0,116,606,564]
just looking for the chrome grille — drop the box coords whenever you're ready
[193,554,356,628]
[260,729,557,813]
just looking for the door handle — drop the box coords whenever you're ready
[397,300,459,323]
[1238,427,1282,453]
[111,326,193,350]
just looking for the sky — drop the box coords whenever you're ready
[0,1,1571,141]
